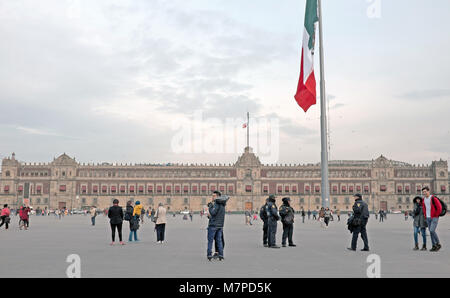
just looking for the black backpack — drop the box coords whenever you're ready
[432,196,447,217]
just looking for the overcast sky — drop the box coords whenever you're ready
[0,0,449,166]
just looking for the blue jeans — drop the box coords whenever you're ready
[129,230,138,241]
[426,217,440,246]
[91,216,96,225]
[207,226,223,257]
[414,226,426,245]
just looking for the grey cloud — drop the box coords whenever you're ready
[398,89,450,100]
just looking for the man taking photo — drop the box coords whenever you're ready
[207,191,229,261]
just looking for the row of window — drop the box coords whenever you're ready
[75,184,235,195]
[77,170,233,178]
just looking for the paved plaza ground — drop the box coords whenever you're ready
[1,212,449,278]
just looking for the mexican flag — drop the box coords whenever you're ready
[294,0,319,113]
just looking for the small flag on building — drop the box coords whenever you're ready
[294,0,319,113]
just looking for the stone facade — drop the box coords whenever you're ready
[0,149,449,212]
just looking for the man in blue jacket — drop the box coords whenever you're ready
[207,191,229,261]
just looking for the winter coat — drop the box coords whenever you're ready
[421,196,442,219]
[108,205,124,225]
[208,195,229,228]
[412,203,427,228]
[155,206,167,225]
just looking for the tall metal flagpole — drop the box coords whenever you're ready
[247,112,250,148]
[318,0,330,208]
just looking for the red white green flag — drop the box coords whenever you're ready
[294,0,319,113]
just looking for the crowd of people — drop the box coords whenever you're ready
[0,186,446,258]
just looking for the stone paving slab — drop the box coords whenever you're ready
[0,213,449,278]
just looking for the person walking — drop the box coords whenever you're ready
[404,210,409,221]
[421,186,443,252]
[347,194,370,251]
[206,191,229,260]
[265,195,280,249]
[307,210,311,220]
[90,206,97,226]
[259,198,269,247]
[379,210,384,222]
[0,204,11,230]
[301,208,306,223]
[324,207,332,228]
[336,209,341,222]
[411,196,428,251]
[19,206,29,230]
[312,210,317,220]
[155,203,167,244]
[279,198,296,247]
[108,199,124,246]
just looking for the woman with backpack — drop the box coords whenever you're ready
[125,201,139,242]
[411,196,428,251]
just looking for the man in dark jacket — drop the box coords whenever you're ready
[259,198,269,247]
[279,197,296,247]
[265,195,280,248]
[348,194,370,251]
[207,191,229,261]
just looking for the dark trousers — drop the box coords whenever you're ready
[156,223,166,241]
[324,217,330,226]
[207,226,223,257]
[215,231,225,253]
[268,219,277,247]
[282,223,294,245]
[110,223,123,242]
[91,216,96,226]
[302,216,305,223]
[351,220,369,250]
[0,216,8,229]
[262,221,268,244]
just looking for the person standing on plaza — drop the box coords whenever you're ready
[411,196,428,251]
[212,194,229,259]
[265,195,280,249]
[279,198,296,247]
[312,210,317,220]
[301,208,306,223]
[150,208,156,222]
[206,191,229,260]
[125,201,138,242]
[421,186,443,252]
[140,207,145,224]
[90,206,97,226]
[378,210,384,222]
[108,199,125,246]
[324,207,332,228]
[318,207,325,228]
[336,209,341,222]
[0,204,11,230]
[19,205,29,230]
[347,194,370,251]
[259,198,269,247]
[307,210,311,220]
[404,210,409,221]
[155,203,167,244]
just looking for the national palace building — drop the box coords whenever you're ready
[0,147,449,212]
